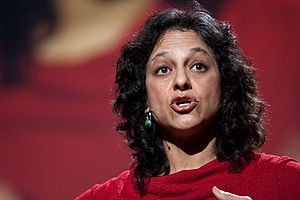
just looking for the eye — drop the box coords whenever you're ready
[156,66,171,75]
[191,62,207,72]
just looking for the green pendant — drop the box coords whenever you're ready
[145,120,150,127]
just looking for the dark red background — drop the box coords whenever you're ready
[0,0,299,199]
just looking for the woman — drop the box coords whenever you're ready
[0,1,166,199]
[76,6,300,200]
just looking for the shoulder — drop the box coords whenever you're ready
[251,153,300,198]
[254,153,299,168]
[257,152,300,178]
[75,170,135,200]
[249,153,300,173]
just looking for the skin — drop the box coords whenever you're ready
[146,29,220,170]
[213,187,252,200]
[146,30,221,138]
[145,30,252,200]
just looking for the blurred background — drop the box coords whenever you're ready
[0,0,299,199]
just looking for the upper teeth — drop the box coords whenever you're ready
[178,102,190,106]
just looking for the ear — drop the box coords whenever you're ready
[145,107,150,112]
[145,99,150,111]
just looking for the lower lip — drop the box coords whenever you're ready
[170,102,197,113]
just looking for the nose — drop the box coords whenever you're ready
[173,67,192,91]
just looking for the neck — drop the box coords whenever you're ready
[163,129,216,174]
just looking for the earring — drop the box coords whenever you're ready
[145,110,152,127]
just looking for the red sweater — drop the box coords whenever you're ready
[75,153,300,199]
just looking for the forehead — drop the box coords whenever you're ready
[151,29,214,56]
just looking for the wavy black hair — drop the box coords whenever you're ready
[114,6,265,195]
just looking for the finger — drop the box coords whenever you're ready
[212,186,252,200]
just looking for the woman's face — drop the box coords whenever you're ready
[146,30,221,137]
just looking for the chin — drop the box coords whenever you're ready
[169,118,204,134]
[175,116,201,127]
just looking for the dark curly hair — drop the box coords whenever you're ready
[113,6,265,195]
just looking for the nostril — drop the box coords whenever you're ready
[183,83,191,90]
[175,82,192,91]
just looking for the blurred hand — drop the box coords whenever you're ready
[212,186,252,200]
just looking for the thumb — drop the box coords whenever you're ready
[212,186,230,200]
[212,186,252,200]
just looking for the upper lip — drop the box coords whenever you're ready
[171,95,197,105]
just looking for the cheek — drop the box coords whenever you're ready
[201,76,221,109]
[146,81,165,109]
[208,79,221,109]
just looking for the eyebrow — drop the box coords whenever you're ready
[150,51,168,63]
[150,47,211,63]
[189,47,210,57]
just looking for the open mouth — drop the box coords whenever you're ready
[171,96,197,113]
[176,101,192,107]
